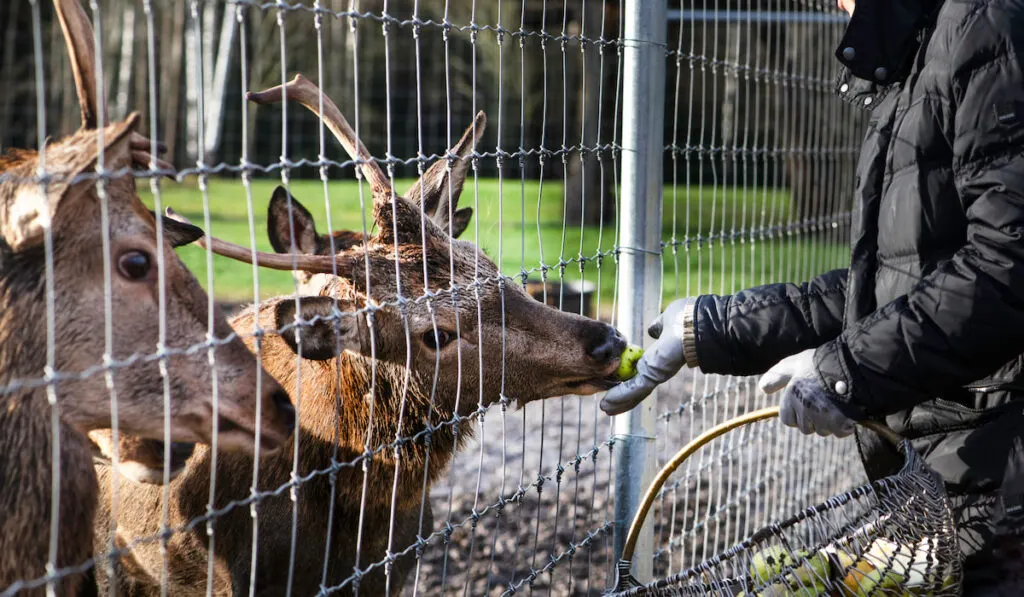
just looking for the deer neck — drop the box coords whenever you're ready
[319,355,468,474]
[0,386,98,586]
[257,345,467,484]
[0,246,48,388]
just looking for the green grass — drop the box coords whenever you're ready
[139,177,847,310]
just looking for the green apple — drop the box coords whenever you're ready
[749,545,798,584]
[614,344,645,381]
[786,550,832,589]
[841,561,883,597]
[754,583,792,597]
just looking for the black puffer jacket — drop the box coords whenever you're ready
[690,0,1024,569]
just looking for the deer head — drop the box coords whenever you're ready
[0,0,295,456]
[175,74,625,417]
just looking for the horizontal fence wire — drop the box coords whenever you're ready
[0,1,865,596]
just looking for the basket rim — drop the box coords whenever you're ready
[612,410,956,597]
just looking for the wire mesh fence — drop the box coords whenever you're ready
[0,1,872,596]
[614,434,963,596]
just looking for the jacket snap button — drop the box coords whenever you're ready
[842,47,856,60]
[834,380,849,395]
[864,97,873,106]
[874,67,888,81]
[840,83,850,93]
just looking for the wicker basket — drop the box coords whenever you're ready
[610,407,963,597]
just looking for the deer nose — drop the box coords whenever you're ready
[587,324,627,364]
[272,390,297,435]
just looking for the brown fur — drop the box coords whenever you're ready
[97,280,623,597]
[0,120,294,595]
[94,106,624,596]
[0,2,295,593]
[96,207,623,597]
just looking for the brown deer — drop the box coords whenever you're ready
[94,74,625,596]
[0,2,295,595]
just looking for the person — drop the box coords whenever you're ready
[602,0,1024,592]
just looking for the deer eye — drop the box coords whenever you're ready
[117,250,153,281]
[422,329,455,351]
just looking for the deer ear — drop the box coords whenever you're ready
[2,114,140,252]
[274,296,366,361]
[149,211,203,248]
[268,186,319,255]
[449,207,473,239]
[402,111,485,236]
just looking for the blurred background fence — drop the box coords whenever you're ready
[0,1,869,594]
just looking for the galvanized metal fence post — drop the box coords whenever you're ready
[613,0,666,583]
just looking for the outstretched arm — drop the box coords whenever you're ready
[694,268,848,376]
[601,268,848,415]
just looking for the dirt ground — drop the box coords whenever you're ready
[409,371,866,596]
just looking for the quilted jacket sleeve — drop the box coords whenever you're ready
[814,5,1024,419]
[692,268,848,376]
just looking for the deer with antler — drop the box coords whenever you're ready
[94,74,625,596]
[0,2,296,594]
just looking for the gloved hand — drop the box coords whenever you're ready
[758,349,856,438]
[601,298,696,416]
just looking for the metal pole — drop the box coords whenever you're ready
[614,0,665,584]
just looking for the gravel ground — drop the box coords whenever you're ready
[408,369,866,596]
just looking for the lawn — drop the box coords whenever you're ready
[139,176,848,313]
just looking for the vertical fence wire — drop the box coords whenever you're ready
[235,7,271,597]
[0,2,868,596]
[24,2,57,594]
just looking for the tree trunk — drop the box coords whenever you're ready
[0,1,22,149]
[720,24,740,165]
[114,3,136,121]
[133,5,148,135]
[784,22,826,225]
[184,6,201,162]
[565,0,613,227]
[204,4,238,162]
[164,2,186,163]
[202,1,217,107]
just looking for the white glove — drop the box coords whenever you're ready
[600,298,696,416]
[758,349,856,438]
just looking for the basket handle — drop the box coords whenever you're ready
[619,406,901,563]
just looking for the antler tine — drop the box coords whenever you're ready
[53,0,105,130]
[165,208,355,275]
[247,74,392,196]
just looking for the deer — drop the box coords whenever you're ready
[0,2,296,595]
[93,74,626,597]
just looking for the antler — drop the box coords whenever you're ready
[165,208,357,275]
[403,110,486,223]
[53,0,173,173]
[247,74,391,196]
[54,0,102,128]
